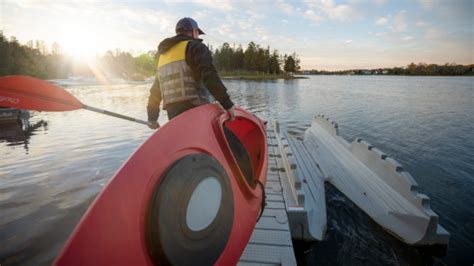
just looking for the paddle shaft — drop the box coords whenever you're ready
[82,104,149,126]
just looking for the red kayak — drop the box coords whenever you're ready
[54,104,268,265]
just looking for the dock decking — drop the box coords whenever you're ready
[238,127,297,265]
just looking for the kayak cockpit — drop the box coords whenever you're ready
[224,116,267,190]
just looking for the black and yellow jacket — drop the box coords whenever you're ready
[147,34,234,121]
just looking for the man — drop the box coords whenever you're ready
[147,17,235,129]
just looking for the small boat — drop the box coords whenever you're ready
[0,107,22,124]
[55,104,268,265]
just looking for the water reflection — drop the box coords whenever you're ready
[0,119,48,153]
[294,182,448,266]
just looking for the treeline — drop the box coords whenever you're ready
[392,62,472,76]
[1,31,303,80]
[0,32,156,80]
[212,42,300,74]
[99,50,155,80]
[305,62,474,76]
[0,33,69,78]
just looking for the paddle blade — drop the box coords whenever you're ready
[0,75,82,111]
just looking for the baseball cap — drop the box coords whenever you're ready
[175,17,205,35]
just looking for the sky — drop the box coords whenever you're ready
[1,0,473,70]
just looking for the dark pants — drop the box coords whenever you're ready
[166,101,196,119]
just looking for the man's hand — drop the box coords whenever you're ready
[227,106,236,121]
[148,121,160,130]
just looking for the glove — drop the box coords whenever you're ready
[227,106,236,122]
[148,121,160,130]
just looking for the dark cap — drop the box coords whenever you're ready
[175,17,205,35]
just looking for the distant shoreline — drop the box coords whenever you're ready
[299,63,473,76]
[220,71,308,80]
[299,73,474,77]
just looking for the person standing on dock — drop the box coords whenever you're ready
[147,17,235,129]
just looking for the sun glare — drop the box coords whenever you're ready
[56,22,110,84]
[58,24,99,62]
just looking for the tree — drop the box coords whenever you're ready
[264,46,271,73]
[284,53,300,73]
[231,45,244,70]
[244,42,257,71]
[255,46,265,72]
[269,50,281,74]
[51,42,62,55]
[210,41,297,75]
[35,40,48,55]
[407,62,417,75]
[219,42,233,71]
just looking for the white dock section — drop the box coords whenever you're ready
[238,127,297,266]
[273,122,327,241]
[303,115,449,245]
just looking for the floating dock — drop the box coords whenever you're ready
[240,115,449,265]
[0,107,23,123]
[238,127,297,265]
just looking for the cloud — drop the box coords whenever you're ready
[114,8,175,32]
[13,0,44,9]
[303,10,324,24]
[237,20,253,31]
[5,0,472,70]
[371,0,388,4]
[2,1,180,55]
[424,27,442,39]
[245,10,265,21]
[375,16,388,26]
[304,0,359,22]
[418,0,435,9]
[192,10,210,20]
[205,11,277,46]
[217,24,233,37]
[392,10,407,32]
[277,0,297,15]
[415,20,428,27]
[189,0,233,11]
[118,8,142,22]
[254,26,270,41]
[418,0,471,21]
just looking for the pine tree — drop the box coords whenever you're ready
[244,42,257,71]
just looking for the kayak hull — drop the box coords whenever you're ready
[55,104,268,265]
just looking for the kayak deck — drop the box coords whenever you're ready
[239,127,297,265]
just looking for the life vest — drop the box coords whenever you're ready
[157,40,211,107]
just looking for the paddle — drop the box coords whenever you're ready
[0,75,150,126]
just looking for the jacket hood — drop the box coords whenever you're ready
[158,34,202,54]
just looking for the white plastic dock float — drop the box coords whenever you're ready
[273,122,327,241]
[300,115,450,245]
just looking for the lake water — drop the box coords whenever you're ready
[1,76,473,265]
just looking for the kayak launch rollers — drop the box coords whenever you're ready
[54,104,268,265]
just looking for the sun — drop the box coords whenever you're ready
[58,24,99,62]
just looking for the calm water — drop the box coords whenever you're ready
[1,76,473,265]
